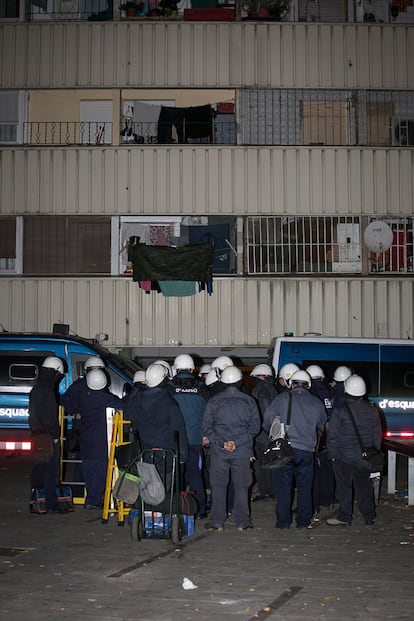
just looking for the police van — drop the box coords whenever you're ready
[269,335,414,438]
[0,331,140,451]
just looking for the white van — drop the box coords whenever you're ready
[269,335,414,438]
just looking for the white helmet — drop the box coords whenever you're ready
[153,360,173,379]
[173,354,195,371]
[306,364,325,379]
[334,365,352,382]
[290,369,312,389]
[344,374,366,397]
[205,368,220,386]
[211,356,234,371]
[278,363,300,383]
[133,370,146,384]
[146,363,168,388]
[250,363,273,377]
[84,356,105,370]
[86,369,107,390]
[198,363,211,378]
[221,366,243,385]
[42,356,64,375]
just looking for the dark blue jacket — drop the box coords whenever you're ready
[29,367,62,439]
[263,386,327,452]
[167,372,209,446]
[61,383,123,461]
[202,385,260,459]
[251,377,278,444]
[127,386,188,463]
[310,378,333,416]
[327,397,382,466]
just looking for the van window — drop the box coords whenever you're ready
[10,363,38,381]
[380,362,414,397]
[302,359,378,396]
[0,352,52,390]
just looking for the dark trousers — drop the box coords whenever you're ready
[31,442,60,511]
[185,445,206,515]
[313,450,336,511]
[82,458,107,506]
[271,448,314,528]
[254,439,273,497]
[209,455,253,528]
[332,459,376,525]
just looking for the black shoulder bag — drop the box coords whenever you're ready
[344,403,385,474]
[262,393,294,469]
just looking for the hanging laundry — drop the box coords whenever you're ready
[129,243,214,284]
[158,281,197,297]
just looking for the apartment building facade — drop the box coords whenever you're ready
[0,0,413,366]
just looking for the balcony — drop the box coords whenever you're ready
[2,0,413,24]
[17,89,414,147]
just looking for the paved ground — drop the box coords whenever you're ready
[0,452,413,621]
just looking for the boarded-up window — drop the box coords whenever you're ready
[23,216,111,275]
[303,101,348,145]
[367,102,393,146]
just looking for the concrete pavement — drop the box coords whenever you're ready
[0,452,413,621]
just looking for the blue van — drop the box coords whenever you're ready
[269,336,414,438]
[0,331,140,451]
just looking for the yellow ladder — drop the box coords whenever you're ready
[102,410,132,526]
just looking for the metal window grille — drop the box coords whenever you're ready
[239,89,414,147]
[368,218,414,273]
[246,216,362,274]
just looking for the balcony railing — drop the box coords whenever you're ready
[27,0,113,22]
[22,119,237,145]
[23,121,113,145]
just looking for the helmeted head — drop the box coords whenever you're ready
[334,365,352,383]
[84,356,105,371]
[306,364,325,380]
[290,369,312,389]
[210,355,234,372]
[198,363,211,378]
[133,370,146,385]
[278,363,300,387]
[250,363,273,378]
[221,366,243,385]
[42,356,64,375]
[146,363,169,388]
[153,360,173,379]
[86,369,107,391]
[344,374,366,397]
[205,368,220,387]
[173,354,195,373]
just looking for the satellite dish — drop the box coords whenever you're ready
[363,221,393,254]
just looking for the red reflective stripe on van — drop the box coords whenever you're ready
[0,441,32,450]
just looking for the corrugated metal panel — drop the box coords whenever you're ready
[1,23,414,89]
[0,277,413,346]
[1,146,413,217]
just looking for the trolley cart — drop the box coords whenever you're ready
[129,446,184,544]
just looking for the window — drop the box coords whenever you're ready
[367,218,413,274]
[246,216,361,274]
[0,91,19,143]
[0,217,17,273]
[239,89,414,146]
[0,0,19,18]
[23,216,111,275]
[117,216,239,276]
